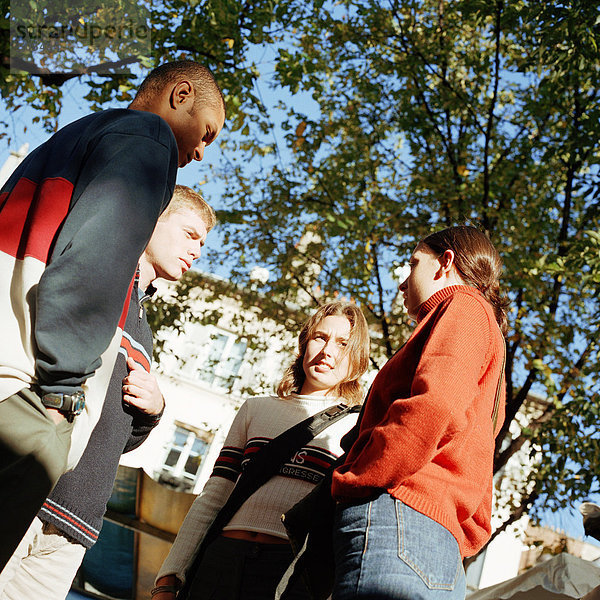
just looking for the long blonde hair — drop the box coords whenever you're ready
[277,302,370,405]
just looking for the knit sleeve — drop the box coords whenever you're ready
[156,401,250,585]
[123,292,159,453]
[124,409,162,453]
[334,293,493,493]
[34,127,176,395]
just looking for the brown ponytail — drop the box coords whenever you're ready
[422,226,509,335]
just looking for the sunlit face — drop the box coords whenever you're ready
[399,243,444,319]
[170,103,224,167]
[142,208,208,282]
[300,315,352,397]
[160,81,225,168]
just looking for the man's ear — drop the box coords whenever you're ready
[435,249,456,278]
[169,80,195,110]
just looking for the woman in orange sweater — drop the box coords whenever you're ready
[331,226,508,600]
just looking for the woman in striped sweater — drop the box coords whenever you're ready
[154,301,370,600]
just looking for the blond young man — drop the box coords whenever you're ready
[0,186,216,600]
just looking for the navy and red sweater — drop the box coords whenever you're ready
[0,109,177,463]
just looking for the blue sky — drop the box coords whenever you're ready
[539,504,600,548]
[0,43,298,279]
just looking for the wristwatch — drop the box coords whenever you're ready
[41,391,86,421]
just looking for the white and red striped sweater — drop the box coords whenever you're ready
[158,394,358,585]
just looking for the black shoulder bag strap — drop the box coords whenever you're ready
[177,402,360,599]
[492,337,506,433]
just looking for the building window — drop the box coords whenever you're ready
[157,423,212,492]
[180,326,247,390]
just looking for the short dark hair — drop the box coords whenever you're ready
[163,185,217,232]
[134,60,225,116]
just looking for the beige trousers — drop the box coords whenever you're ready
[0,388,73,569]
[0,517,86,600]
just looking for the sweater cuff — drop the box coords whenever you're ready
[136,404,164,425]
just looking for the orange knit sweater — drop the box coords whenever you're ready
[332,285,505,557]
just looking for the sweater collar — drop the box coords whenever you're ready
[135,265,157,303]
[139,283,156,305]
[290,392,339,403]
[416,285,479,323]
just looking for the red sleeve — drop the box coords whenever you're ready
[334,293,494,492]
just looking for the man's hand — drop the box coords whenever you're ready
[122,357,164,416]
[46,408,67,425]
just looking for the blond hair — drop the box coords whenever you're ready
[163,185,216,232]
[277,302,370,405]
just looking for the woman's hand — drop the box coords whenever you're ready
[151,591,177,600]
[151,575,180,599]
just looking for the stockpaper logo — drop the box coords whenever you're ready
[10,0,151,75]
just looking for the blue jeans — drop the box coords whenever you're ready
[333,493,466,600]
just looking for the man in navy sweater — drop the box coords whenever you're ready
[0,61,225,569]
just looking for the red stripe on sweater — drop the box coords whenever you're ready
[120,334,150,372]
[215,456,241,465]
[0,177,73,263]
[118,275,135,330]
[42,502,99,539]
[302,455,332,469]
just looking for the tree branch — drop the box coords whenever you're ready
[481,0,504,231]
